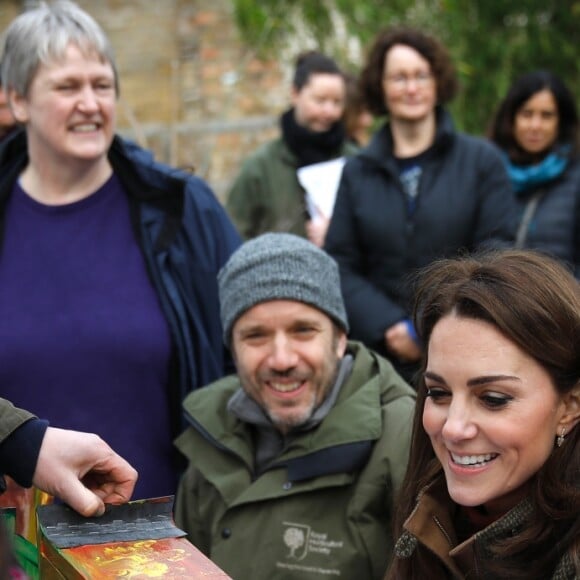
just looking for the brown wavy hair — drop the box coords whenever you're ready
[388,249,580,579]
[359,27,458,117]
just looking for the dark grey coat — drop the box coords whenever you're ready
[514,158,580,278]
[325,109,515,357]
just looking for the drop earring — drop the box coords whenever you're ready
[556,427,566,448]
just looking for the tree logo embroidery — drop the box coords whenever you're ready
[282,523,310,560]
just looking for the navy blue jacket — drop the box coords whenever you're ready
[514,158,580,278]
[325,109,516,357]
[0,132,241,433]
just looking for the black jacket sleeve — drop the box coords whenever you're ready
[0,417,48,488]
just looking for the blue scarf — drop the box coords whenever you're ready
[505,148,569,193]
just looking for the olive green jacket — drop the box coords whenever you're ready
[226,137,357,239]
[174,341,415,580]
[0,398,33,444]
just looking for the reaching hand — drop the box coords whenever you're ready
[385,321,422,363]
[306,216,331,248]
[32,427,138,517]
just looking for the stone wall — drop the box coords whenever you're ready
[0,0,290,202]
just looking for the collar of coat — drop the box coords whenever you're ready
[0,131,187,253]
[271,135,359,168]
[395,474,536,578]
[178,341,413,481]
[359,106,456,171]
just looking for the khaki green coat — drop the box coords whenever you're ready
[175,342,415,580]
[226,137,357,239]
[0,398,34,444]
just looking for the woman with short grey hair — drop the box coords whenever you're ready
[0,1,240,499]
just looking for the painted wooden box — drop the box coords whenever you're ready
[36,497,231,579]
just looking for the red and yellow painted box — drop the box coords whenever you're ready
[36,497,231,579]
[38,536,231,579]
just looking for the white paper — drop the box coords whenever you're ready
[297,157,346,221]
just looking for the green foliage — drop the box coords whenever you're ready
[232,0,580,134]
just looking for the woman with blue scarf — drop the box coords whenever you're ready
[490,70,580,277]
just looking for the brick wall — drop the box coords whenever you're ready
[0,0,290,202]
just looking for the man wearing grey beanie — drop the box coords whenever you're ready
[174,233,416,580]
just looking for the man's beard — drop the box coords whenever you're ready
[259,356,341,432]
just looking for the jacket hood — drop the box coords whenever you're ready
[179,340,415,464]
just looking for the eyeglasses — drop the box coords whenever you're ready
[383,71,433,89]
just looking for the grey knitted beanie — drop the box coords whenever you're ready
[219,233,349,345]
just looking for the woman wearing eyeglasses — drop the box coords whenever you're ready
[325,28,515,384]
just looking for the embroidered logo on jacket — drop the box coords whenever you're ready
[276,521,344,576]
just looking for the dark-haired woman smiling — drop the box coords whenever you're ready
[386,250,580,579]
[490,70,580,276]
